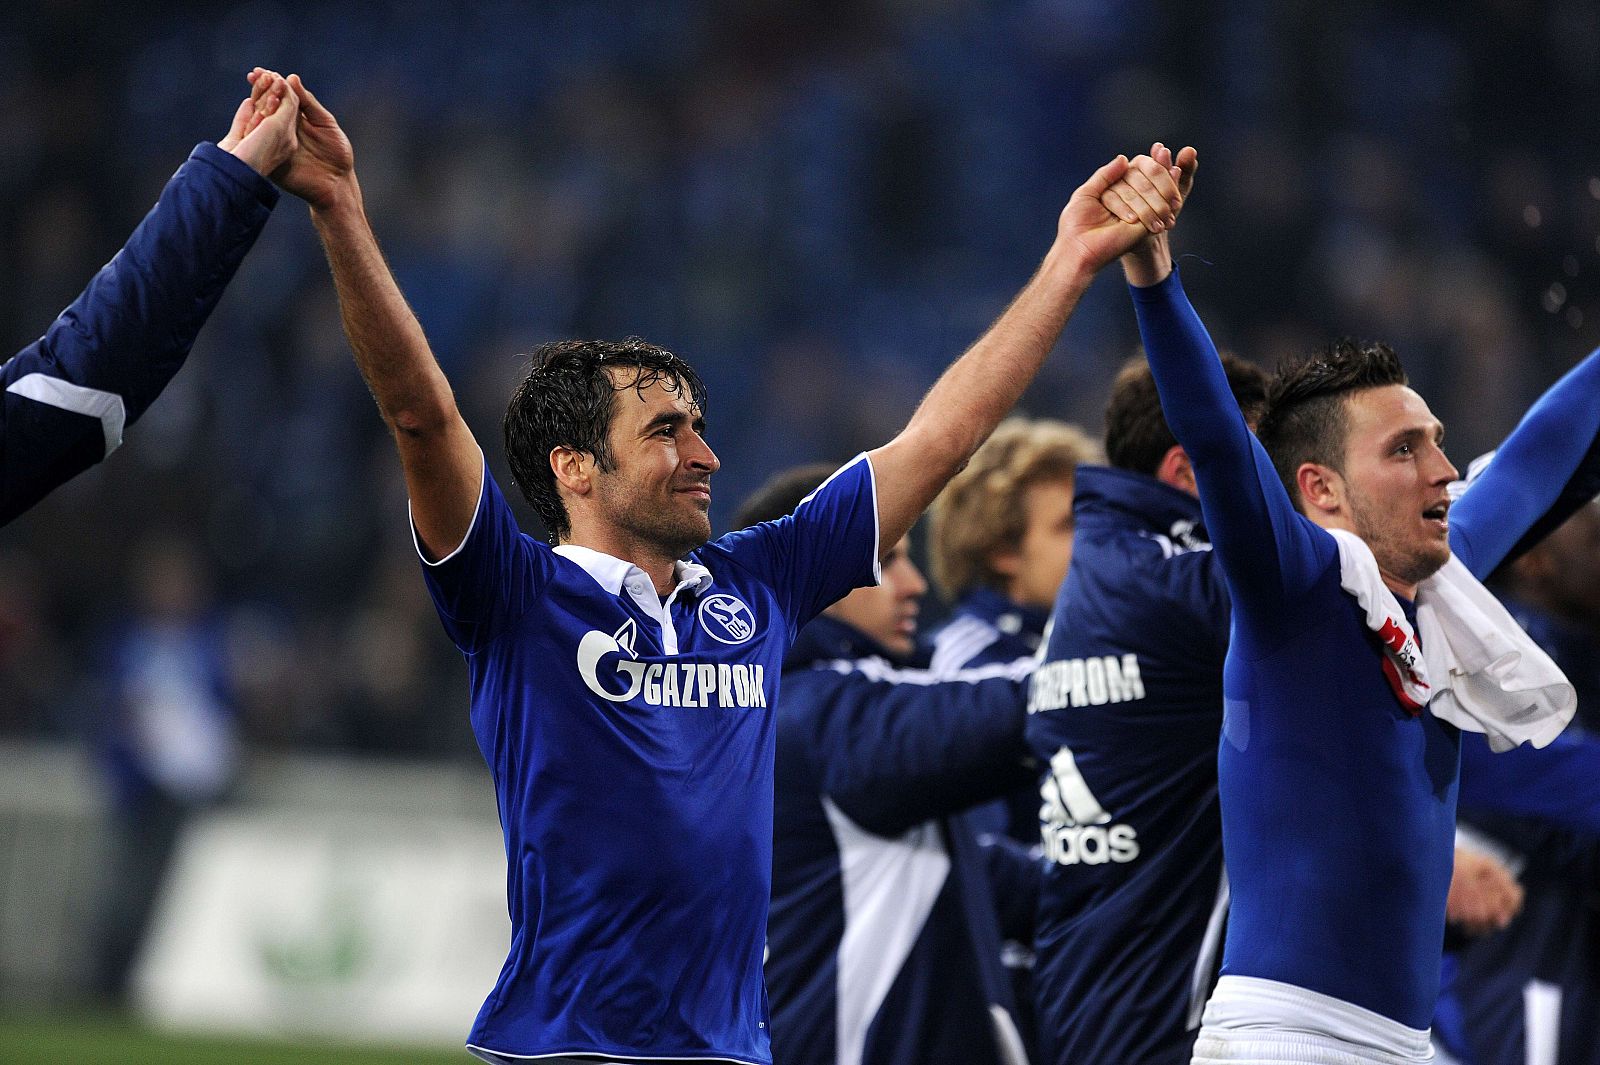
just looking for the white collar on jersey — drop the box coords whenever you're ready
[554,545,713,656]
[553,543,712,598]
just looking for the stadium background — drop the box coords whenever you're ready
[1,0,1598,1059]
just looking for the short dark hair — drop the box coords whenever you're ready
[733,463,840,530]
[1105,354,1267,476]
[503,338,708,543]
[1256,339,1409,507]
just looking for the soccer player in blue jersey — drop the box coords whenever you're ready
[0,69,297,525]
[270,72,1188,1064]
[1118,144,1600,1064]
[1029,352,1549,1065]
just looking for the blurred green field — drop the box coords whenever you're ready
[0,1014,469,1064]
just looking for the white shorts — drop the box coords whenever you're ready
[1191,975,1433,1065]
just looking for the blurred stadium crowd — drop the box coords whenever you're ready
[2,0,1599,764]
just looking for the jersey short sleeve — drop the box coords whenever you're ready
[413,458,556,654]
[715,453,881,636]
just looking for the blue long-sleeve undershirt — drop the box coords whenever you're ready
[1127,267,1595,1029]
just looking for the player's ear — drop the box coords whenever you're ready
[550,446,593,496]
[1297,462,1341,515]
[1155,444,1196,495]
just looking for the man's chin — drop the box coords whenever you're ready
[664,517,713,559]
[1399,544,1451,586]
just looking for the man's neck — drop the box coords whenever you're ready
[998,578,1051,613]
[1307,510,1419,600]
[1381,571,1419,602]
[562,529,683,597]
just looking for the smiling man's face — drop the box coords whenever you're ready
[590,371,721,560]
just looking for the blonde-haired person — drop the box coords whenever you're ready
[927,417,1102,675]
[922,417,1100,1064]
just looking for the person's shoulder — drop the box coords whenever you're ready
[690,534,765,584]
[924,609,1001,671]
[1083,521,1216,588]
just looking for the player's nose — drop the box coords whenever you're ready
[899,556,929,600]
[1429,446,1459,485]
[686,434,720,473]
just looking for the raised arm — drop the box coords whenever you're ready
[1450,344,1600,578]
[0,72,296,526]
[274,74,482,559]
[867,154,1184,553]
[1118,146,1335,614]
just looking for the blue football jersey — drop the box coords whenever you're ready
[419,456,880,1064]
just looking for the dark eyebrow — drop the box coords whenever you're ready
[1385,423,1443,449]
[642,410,688,436]
[641,410,708,437]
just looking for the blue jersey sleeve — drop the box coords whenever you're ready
[1129,271,1337,626]
[1458,729,1600,836]
[0,143,278,526]
[415,461,557,654]
[1450,345,1600,578]
[793,658,1034,837]
[716,454,880,638]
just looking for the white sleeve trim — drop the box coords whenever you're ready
[410,450,487,567]
[796,452,881,587]
[7,373,126,457]
[863,452,882,586]
[821,653,1035,685]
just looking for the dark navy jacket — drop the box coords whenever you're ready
[1026,464,1231,1065]
[925,587,1054,1062]
[0,143,277,525]
[767,615,1038,1065]
[928,586,1050,676]
[927,585,1051,843]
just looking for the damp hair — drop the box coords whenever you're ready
[1255,339,1409,507]
[502,338,708,543]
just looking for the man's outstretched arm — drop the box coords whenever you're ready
[274,75,482,560]
[1118,146,1334,616]
[867,153,1184,553]
[1450,344,1600,578]
[0,70,298,526]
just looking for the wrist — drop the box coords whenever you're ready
[1039,241,1098,299]
[308,175,364,220]
[225,139,274,178]
[1120,243,1173,289]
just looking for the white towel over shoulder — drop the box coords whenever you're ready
[1327,528,1574,752]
